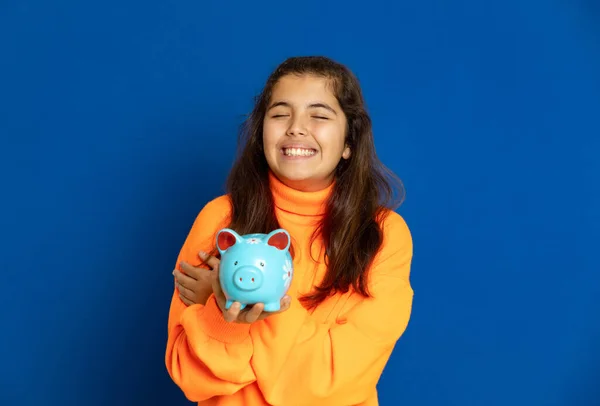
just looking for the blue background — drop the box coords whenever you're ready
[1,1,598,405]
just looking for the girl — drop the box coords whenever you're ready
[167,56,414,406]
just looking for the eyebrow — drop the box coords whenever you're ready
[267,101,338,116]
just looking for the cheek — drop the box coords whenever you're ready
[313,124,346,152]
[262,124,277,149]
[262,130,283,162]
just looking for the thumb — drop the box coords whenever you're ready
[211,264,223,296]
[211,264,228,311]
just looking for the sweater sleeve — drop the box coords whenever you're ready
[249,212,414,406]
[165,196,258,402]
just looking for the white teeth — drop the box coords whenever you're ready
[283,148,316,157]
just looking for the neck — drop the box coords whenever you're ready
[268,171,334,216]
[277,176,334,193]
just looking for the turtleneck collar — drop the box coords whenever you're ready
[268,171,334,216]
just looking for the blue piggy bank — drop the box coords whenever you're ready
[216,228,293,312]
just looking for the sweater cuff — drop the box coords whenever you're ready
[190,294,251,344]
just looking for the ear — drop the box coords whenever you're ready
[216,228,242,254]
[342,145,351,159]
[266,229,291,251]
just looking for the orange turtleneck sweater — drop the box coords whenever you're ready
[165,172,414,406]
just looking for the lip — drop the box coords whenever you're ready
[279,143,318,151]
[279,144,318,160]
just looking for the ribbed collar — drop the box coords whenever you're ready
[269,171,334,216]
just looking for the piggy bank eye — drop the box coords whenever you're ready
[234,261,238,265]
[260,262,264,267]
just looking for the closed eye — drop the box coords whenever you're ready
[312,116,329,120]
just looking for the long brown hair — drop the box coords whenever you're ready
[224,56,405,309]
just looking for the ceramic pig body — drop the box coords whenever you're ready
[216,228,293,312]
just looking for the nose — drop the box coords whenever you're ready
[286,115,307,137]
[232,266,264,291]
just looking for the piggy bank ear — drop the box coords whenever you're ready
[266,229,291,251]
[216,228,242,254]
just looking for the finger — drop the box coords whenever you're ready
[258,296,291,320]
[179,262,200,280]
[211,265,226,298]
[176,281,196,302]
[173,269,196,289]
[281,295,291,310]
[179,292,194,306]
[243,303,264,323]
[224,302,241,323]
[211,266,227,311]
[199,251,220,270]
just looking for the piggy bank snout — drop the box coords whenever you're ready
[232,266,264,291]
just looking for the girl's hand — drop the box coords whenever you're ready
[173,251,219,306]
[209,256,292,323]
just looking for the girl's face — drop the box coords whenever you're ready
[262,74,351,192]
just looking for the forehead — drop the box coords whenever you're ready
[270,74,339,106]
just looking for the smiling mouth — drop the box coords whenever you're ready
[281,147,317,157]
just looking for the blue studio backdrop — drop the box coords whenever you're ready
[1,1,598,405]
